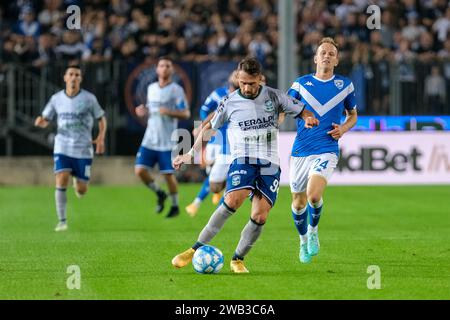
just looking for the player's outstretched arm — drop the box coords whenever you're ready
[159,107,191,120]
[34,116,49,128]
[93,116,107,154]
[327,108,357,140]
[173,116,216,170]
[300,109,320,128]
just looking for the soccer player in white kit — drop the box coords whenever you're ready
[34,65,107,232]
[134,57,190,218]
[171,57,319,273]
[287,38,358,263]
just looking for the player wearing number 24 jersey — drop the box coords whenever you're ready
[171,57,319,273]
[288,37,358,263]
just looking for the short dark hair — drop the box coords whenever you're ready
[64,65,81,74]
[238,57,262,76]
[157,56,173,64]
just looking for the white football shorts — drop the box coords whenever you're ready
[289,152,338,193]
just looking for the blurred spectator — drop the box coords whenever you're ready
[13,6,40,38]
[248,33,272,67]
[55,30,88,64]
[424,65,446,114]
[415,31,436,62]
[38,0,63,32]
[83,36,112,62]
[32,33,56,67]
[401,11,426,50]
[432,7,450,43]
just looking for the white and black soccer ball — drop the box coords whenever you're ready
[192,245,224,274]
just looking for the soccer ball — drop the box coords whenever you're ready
[192,245,224,274]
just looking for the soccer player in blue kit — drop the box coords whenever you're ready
[287,38,358,263]
[34,65,107,232]
[134,57,190,218]
[171,57,318,273]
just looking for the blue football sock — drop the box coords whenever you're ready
[292,206,308,236]
[308,198,323,229]
[197,178,210,201]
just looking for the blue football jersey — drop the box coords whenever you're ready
[288,74,357,157]
[199,86,229,155]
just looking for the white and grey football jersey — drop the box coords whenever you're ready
[42,89,105,159]
[141,82,189,151]
[210,86,304,164]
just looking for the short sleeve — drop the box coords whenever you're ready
[287,80,301,100]
[91,95,105,119]
[277,90,305,117]
[42,95,56,120]
[210,100,227,130]
[175,86,189,110]
[344,82,357,111]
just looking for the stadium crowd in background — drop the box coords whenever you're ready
[1,0,449,67]
[0,0,449,115]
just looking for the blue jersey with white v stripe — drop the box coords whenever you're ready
[288,74,357,157]
[200,86,229,155]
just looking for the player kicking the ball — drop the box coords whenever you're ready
[34,65,107,232]
[287,37,358,263]
[171,57,318,273]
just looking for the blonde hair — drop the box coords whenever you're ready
[317,37,339,51]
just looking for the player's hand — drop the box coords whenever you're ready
[304,116,319,128]
[93,137,105,154]
[34,116,49,128]
[159,107,171,116]
[173,153,193,170]
[135,104,148,117]
[327,123,345,140]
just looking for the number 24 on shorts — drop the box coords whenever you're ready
[313,158,329,171]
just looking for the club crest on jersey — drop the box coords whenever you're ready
[264,99,274,112]
[334,79,344,90]
[231,175,241,186]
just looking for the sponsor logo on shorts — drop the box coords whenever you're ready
[231,175,241,186]
[229,170,247,176]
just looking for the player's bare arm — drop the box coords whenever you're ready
[173,114,216,170]
[93,116,107,154]
[327,108,357,140]
[34,116,49,128]
[159,107,190,120]
[300,109,320,128]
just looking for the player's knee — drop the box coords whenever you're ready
[292,202,306,212]
[77,184,88,195]
[292,195,307,211]
[134,166,146,178]
[223,195,241,211]
[209,182,223,193]
[250,212,268,225]
[307,194,322,206]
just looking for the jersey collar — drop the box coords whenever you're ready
[64,88,82,98]
[237,86,262,100]
[312,74,335,82]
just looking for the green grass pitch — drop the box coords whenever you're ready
[0,184,449,299]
